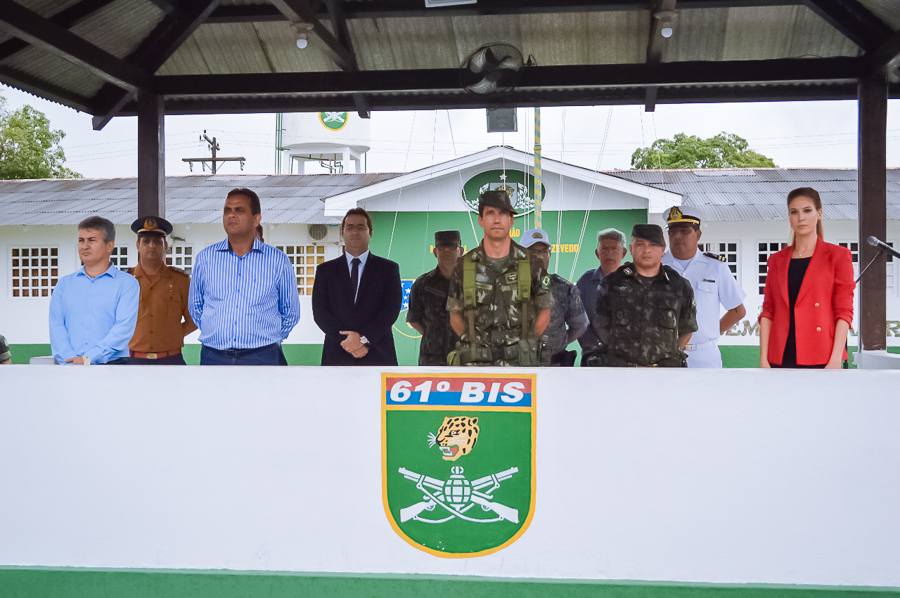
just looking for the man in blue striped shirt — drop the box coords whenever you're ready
[189,188,301,365]
[49,217,140,365]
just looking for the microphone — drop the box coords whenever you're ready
[867,236,900,260]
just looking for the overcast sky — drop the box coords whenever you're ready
[3,83,900,179]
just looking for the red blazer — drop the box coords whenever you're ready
[759,237,855,365]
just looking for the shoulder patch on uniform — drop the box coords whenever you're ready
[541,275,551,289]
[704,251,727,263]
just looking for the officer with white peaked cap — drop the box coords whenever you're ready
[661,205,747,368]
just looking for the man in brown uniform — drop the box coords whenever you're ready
[129,216,196,365]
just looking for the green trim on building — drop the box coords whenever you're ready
[0,567,897,598]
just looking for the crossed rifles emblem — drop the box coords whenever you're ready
[322,112,347,124]
[398,465,519,524]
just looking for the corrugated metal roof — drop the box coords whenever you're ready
[607,168,900,221]
[0,173,400,226]
[860,0,900,30]
[153,5,863,77]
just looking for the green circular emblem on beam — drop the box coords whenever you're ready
[319,112,349,131]
[461,169,546,217]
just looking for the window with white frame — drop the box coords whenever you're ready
[10,246,59,298]
[110,246,130,268]
[701,241,739,282]
[841,240,897,295]
[166,243,194,275]
[758,241,788,294]
[276,244,326,295]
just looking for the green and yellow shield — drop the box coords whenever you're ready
[382,373,536,558]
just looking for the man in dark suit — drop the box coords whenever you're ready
[312,208,402,365]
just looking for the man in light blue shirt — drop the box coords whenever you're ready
[49,217,140,365]
[189,188,301,365]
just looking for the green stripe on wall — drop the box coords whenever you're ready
[9,344,900,367]
[0,568,898,598]
[6,344,324,365]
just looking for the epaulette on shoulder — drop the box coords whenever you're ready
[170,266,189,276]
[704,251,727,263]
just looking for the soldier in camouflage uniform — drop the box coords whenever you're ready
[592,224,697,367]
[521,229,588,367]
[407,230,463,366]
[447,191,552,366]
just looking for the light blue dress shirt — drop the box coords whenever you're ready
[48,263,140,364]
[188,238,301,350]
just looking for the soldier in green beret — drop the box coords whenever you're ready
[447,190,552,366]
[591,224,697,367]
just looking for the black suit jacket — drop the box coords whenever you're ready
[312,252,402,366]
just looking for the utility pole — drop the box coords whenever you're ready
[182,131,246,174]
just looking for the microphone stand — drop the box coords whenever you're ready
[856,247,885,283]
[851,246,887,368]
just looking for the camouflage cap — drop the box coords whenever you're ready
[632,224,666,248]
[477,190,517,215]
[434,230,461,246]
[0,334,10,362]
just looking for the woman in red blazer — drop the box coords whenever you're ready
[759,187,855,369]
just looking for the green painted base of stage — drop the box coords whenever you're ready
[1,567,898,598]
[8,344,900,368]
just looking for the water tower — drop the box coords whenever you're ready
[280,112,371,174]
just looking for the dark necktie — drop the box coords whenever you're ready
[350,257,361,304]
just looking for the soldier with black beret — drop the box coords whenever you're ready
[128,216,197,365]
[407,230,464,366]
[590,223,697,367]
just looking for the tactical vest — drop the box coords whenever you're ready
[461,251,532,342]
[449,250,547,366]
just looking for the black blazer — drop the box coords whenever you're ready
[312,252,402,366]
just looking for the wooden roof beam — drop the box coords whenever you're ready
[117,81,900,115]
[0,65,96,113]
[206,0,802,23]
[269,0,357,72]
[646,0,678,111]
[153,57,863,96]
[91,0,220,130]
[865,30,900,82]
[0,0,153,93]
[800,0,893,53]
[323,0,369,117]
[0,0,117,64]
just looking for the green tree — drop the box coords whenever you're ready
[0,95,81,179]
[630,132,776,169]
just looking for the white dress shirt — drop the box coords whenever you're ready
[345,249,369,302]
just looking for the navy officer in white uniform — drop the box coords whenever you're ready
[661,206,747,368]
